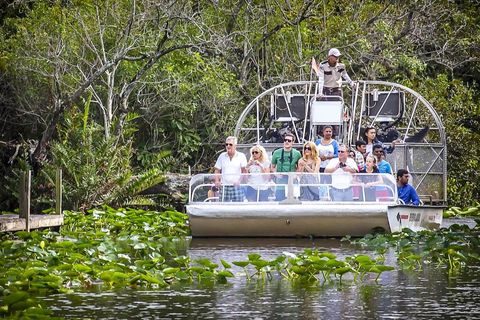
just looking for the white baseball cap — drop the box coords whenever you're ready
[328,48,341,57]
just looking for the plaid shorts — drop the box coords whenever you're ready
[220,185,244,202]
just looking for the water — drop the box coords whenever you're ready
[42,238,480,319]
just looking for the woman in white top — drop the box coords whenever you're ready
[364,126,395,156]
[315,126,339,198]
[245,145,271,201]
[315,125,339,172]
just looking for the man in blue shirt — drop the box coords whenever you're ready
[373,144,392,174]
[396,169,420,205]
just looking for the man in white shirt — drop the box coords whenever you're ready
[325,144,358,201]
[214,136,247,202]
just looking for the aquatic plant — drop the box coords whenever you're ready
[233,249,393,285]
[0,207,194,318]
[3,206,479,318]
[347,224,480,272]
[443,203,480,218]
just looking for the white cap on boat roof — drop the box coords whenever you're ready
[328,48,341,57]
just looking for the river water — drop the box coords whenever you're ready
[43,237,480,319]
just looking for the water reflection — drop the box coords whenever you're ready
[43,238,480,319]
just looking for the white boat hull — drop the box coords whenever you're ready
[188,203,389,237]
[387,205,444,233]
[187,203,444,237]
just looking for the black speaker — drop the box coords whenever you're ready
[274,95,307,121]
[365,91,404,119]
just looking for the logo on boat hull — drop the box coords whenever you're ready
[396,212,421,225]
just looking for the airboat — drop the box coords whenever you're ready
[186,80,446,237]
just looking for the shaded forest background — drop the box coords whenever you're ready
[0,0,479,211]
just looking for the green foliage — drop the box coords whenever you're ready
[417,75,480,206]
[0,157,59,213]
[443,204,480,218]
[42,106,132,210]
[348,224,480,272]
[1,0,480,205]
[41,103,173,210]
[0,207,191,317]
[137,50,242,171]
[1,205,479,317]
[232,249,392,285]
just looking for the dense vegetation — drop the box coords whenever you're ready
[1,207,478,318]
[0,0,479,210]
[0,207,391,318]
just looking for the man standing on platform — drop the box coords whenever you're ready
[311,48,355,98]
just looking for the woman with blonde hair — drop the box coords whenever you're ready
[245,145,271,201]
[297,141,321,173]
[297,141,321,200]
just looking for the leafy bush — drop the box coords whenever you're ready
[42,99,174,210]
[418,75,480,206]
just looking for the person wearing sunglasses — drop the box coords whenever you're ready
[213,136,247,202]
[271,133,302,201]
[373,144,392,174]
[297,141,321,201]
[325,144,358,201]
[245,145,271,202]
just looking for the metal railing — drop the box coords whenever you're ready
[189,172,397,204]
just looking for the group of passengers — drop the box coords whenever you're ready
[212,47,419,205]
[212,132,419,205]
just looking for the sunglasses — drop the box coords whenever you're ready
[304,146,312,151]
[252,150,260,154]
[225,143,234,147]
[338,150,347,153]
[284,139,293,143]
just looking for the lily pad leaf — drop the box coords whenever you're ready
[217,270,234,278]
[232,261,249,268]
[220,259,231,269]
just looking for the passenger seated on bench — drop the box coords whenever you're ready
[315,126,338,199]
[325,144,358,202]
[245,145,271,202]
[359,155,382,201]
[396,169,420,206]
[297,141,321,201]
[271,133,302,201]
[373,144,393,174]
[315,125,338,172]
[214,136,247,202]
[353,139,367,171]
[364,126,396,156]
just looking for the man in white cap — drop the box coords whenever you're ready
[311,48,354,98]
